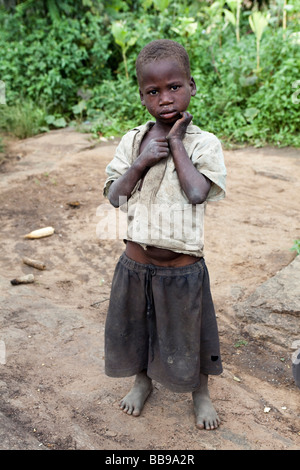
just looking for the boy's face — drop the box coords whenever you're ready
[138,59,196,125]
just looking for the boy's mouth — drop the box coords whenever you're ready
[159,110,179,120]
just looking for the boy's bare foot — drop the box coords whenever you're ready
[192,373,220,430]
[119,370,152,416]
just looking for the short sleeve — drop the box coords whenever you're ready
[103,134,132,198]
[191,133,226,201]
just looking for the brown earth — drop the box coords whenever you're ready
[0,128,299,451]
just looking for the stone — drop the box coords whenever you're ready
[235,256,300,348]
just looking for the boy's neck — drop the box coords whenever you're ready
[151,120,175,136]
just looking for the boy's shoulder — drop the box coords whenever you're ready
[186,123,203,135]
[125,121,154,136]
[119,121,154,146]
[185,123,221,147]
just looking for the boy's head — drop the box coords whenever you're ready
[136,39,191,84]
[136,40,196,124]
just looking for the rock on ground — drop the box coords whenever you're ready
[235,256,300,348]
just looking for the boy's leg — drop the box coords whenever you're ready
[119,370,153,417]
[192,373,220,430]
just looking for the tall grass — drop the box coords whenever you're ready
[0,100,47,139]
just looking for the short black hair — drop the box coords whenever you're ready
[136,39,191,83]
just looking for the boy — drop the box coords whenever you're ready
[103,40,226,430]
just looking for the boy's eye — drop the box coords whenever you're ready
[149,90,158,95]
[171,85,180,91]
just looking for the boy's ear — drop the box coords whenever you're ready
[190,77,196,96]
[139,89,146,106]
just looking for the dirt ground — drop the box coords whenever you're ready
[0,128,299,451]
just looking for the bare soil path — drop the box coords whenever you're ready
[0,129,299,450]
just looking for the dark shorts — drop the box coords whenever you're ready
[105,253,222,392]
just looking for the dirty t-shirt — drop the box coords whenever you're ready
[103,121,226,257]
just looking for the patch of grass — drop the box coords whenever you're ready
[0,100,47,139]
[291,239,300,256]
[234,339,248,348]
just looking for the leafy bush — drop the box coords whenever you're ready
[187,28,300,146]
[86,77,150,137]
[0,0,299,146]
[0,10,113,114]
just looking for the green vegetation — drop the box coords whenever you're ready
[0,0,299,146]
[234,339,248,348]
[291,239,300,255]
[0,99,47,138]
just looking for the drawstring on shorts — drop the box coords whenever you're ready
[145,265,156,361]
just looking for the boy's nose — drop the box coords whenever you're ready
[159,91,173,105]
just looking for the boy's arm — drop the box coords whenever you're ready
[167,112,211,205]
[108,138,169,207]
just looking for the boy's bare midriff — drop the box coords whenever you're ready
[125,240,200,267]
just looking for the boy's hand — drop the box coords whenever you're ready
[139,137,170,168]
[166,111,193,142]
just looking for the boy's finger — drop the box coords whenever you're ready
[181,111,193,121]
[159,147,170,154]
[158,141,169,146]
[159,151,169,158]
[156,143,169,149]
